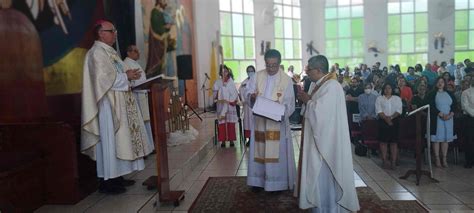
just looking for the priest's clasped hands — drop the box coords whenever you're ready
[126,68,141,81]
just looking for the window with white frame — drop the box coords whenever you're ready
[219,0,256,82]
[454,0,474,62]
[274,0,302,74]
[387,0,428,72]
[325,0,365,70]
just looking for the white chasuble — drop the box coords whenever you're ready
[81,41,151,164]
[299,78,360,212]
[246,69,296,191]
[124,57,154,152]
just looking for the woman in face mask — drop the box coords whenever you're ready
[358,83,379,121]
[238,65,256,146]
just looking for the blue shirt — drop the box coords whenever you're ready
[358,93,379,120]
[446,64,456,77]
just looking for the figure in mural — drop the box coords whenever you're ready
[145,0,177,79]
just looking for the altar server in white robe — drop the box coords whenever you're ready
[124,45,155,154]
[239,65,256,146]
[246,49,296,192]
[297,55,360,212]
[81,20,151,194]
[216,65,239,147]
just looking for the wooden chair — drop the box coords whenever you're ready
[360,119,379,158]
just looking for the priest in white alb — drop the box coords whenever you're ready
[246,49,296,192]
[81,20,151,194]
[297,55,360,212]
[123,44,155,155]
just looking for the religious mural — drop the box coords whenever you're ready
[2,0,99,95]
[140,0,194,78]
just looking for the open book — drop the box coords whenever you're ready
[252,96,285,122]
[131,74,177,90]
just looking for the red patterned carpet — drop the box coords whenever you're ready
[189,177,428,213]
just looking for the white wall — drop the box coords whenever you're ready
[364,0,388,67]
[300,0,325,66]
[428,0,455,63]
[254,0,275,69]
[192,0,457,107]
[193,0,219,108]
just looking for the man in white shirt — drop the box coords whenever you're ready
[124,45,155,155]
[462,79,474,168]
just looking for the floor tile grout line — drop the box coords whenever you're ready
[365,157,471,207]
[136,191,160,213]
[81,194,111,213]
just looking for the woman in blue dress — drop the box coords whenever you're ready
[427,77,457,168]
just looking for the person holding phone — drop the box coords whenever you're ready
[81,20,152,194]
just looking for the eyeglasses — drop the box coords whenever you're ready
[265,63,280,68]
[101,29,117,33]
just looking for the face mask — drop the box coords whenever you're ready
[248,72,255,78]
[364,89,372,94]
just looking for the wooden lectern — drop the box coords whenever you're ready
[399,105,439,185]
[132,75,185,206]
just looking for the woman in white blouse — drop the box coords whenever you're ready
[375,83,403,169]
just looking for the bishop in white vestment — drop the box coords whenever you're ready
[81,21,151,194]
[246,49,296,192]
[297,55,359,212]
[123,45,155,154]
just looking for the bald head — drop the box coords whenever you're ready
[94,20,117,46]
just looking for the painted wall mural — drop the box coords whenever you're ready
[139,0,197,106]
[5,0,100,95]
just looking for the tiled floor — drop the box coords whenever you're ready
[35,116,474,213]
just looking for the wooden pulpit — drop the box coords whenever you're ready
[132,75,185,206]
[399,105,439,185]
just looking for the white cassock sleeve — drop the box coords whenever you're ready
[282,81,295,118]
[111,73,130,91]
[244,75,257,107]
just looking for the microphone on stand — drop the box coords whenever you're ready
[202,73,210,113]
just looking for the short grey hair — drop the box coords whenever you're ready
[308,55,329,74]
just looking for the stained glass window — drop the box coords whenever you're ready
[325,0,364,69]
[387,0,428,72]
[219,0,255,82]
[274,0,302,74]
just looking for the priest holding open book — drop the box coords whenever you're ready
[246,49,296,192]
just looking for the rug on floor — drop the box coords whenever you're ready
[189,177,428,213]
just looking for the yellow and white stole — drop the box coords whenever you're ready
[254,69,290,163]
